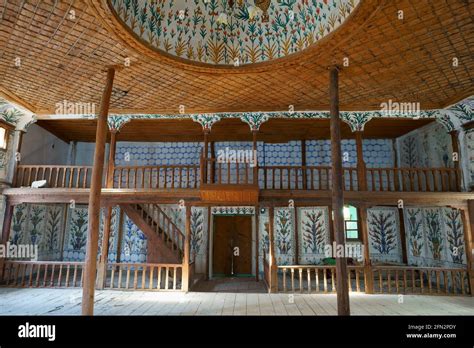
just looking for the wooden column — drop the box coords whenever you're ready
[96,130,118,289]
[392,139,401,191]
[268,206,278,292]
[255,206,259,281]
[461,205,474,296]
[202,130,210,184]
[449,130,462,191]
[329,66,350,315]
[106,130,118,188]
[398,208,408,264]
[355,131,367,191]
[210,141,215,184]
[301,140,307,189]
[96,205,113,289]
[182,205,191,292]
[115,209,124,263]
[358,204,373,294]
[81,67,115,316]
[252,130,258,185]
[0,200,14,279]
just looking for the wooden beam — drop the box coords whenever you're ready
[355,131,367,191]
[210,141,215,184]
[182,205,191,292]
[329,66,350,315]
[81,67,115,316]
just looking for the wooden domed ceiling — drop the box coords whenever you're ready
[0,0,472,115]
[108,0,359,66]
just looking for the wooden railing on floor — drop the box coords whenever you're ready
[371,266,470,295]
[1,261,84,288]
[113,165,199,189]
[202,157,256,185]
[15,165,93,188]
[367,167,461,192]
[277,265,365,293]
[105,263,183,291]
[137,203,185,258]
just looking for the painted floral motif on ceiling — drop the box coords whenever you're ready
[110,0,359,65]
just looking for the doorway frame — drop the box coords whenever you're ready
[208,207,256,279]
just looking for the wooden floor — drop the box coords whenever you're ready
[0,288,473,315]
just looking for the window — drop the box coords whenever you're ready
[0,120,13,151]
[343,205,359,240]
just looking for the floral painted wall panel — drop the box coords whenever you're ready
[298,207,330,265]
[98,206,121,263]
[191,207,209,273]
[120,214,147,263]
[367,207,402,264]
[398,122,453,169]
[39,205,66,260]
[9,203,28,246]
[443,208,466,267]
[422,207,448,267]
[404,208,426,266]
[274,207,295,265]
[63,206,89,261]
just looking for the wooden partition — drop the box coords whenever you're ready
[1,261,84,288]
[277,265,365,293]
[105,263,183,291]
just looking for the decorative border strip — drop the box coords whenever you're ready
[211,206,255,216]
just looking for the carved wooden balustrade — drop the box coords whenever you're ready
[15,165,94,188]
[13,163,462,192]
[1,261,85,288]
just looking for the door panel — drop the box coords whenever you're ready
[213,216,252,276]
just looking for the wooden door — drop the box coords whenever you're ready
[213,216,252,276]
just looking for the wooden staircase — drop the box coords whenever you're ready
[119,204,185,264]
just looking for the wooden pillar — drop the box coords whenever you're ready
[210,141,215,184]
[294,206,299,264]
[255,205,259,281]
[106,131,118,188]
[182,205,191,292]
[268,206,277,292]
[301,140,307,189]
[96,130,118,289]
[449,130,462,191]
[202,130,210,184]
[398,208,408,264]
[355,131,367,191]
[329,66,350,315]
[358,204,373,294]
[96,205,113,289]
[115,209,124,263]
[252,130,258,185]
[461,204,474,296]
[81,67,115,316]
[392,139,401,191]
[0,200,14,279]
[11,130,24,187]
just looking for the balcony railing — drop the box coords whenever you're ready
[13,162,463,192]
